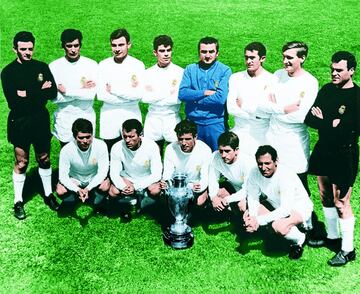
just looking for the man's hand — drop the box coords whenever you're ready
[82,80,96,89]
[204,90,216,96]
[192,182,201,193]
[284,100,300,114]
[57,84,66,94]
[243,210,259,232]
[41,81,52,89]
[122,183,135,195]
[310,106,323,119]
[106,83,111,93]
[17,90,27,97]
[236,96,242,108]
[212,196,226,211]
[78,188,89,203]
[238,198,247,212]
[159,180,168,190]
[333,118,340,128]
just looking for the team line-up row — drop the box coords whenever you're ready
[1,29,359,267]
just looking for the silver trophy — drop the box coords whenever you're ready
[163,172,194,249]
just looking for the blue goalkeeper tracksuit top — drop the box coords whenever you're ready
[178,60,232,126]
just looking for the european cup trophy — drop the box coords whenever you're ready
[163,173,194,249]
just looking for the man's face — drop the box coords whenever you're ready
[14,41,34,63]
[154,45,172,68]
[199,43,218,64]
[331,60,354,86]
[282,48,304,75]
[257,153,277,178]
[111,37,131,62]
[218,145,238,164]
[245,50,265,74]
[64,39,81,62]
[76,131,93,151]
[123,129,141,151]
[177,133,196,153]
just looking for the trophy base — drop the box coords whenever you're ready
[162,227,194,249]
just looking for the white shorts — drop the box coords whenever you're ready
[144,112,180,142]
[53,110,96,143]
[100,105,141,139]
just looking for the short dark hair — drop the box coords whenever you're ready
[61,29,83,48]
[13,31,35,49]
[255,145,278,162]
[110,28,130,43]
[332,51,357,71]
[282,41,308,58]
[217,132,239,150]
[122,119,143,135]
[153,35,173,50]
[244,42,266,58]
[72,118,93,137]
[175,120,197,137]
[198,36,219,52]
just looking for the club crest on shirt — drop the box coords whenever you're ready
[338,105,346,115]
[131,74,138,87]
[299,91,305,99]
[80,76,87,86]
[214,80,219,89]
[37,73,44,82]
[144,160,150,168]
[91,158,97,165]
[172,79,177,87]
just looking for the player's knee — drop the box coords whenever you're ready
[56,183,68,196]
[109,185,120,198]
[148,184,161,197]
[334,199,350,216]
[99,178,110,192]
[37,153,50,168]
[15,158,29,173]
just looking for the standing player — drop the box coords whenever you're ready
[98,28,145,152]
[49,29,97,146]
[109,119,162,218]
[161,120,212,206]
[179,37,232,151]
[57,119,109,214]
[244,145,313,260]
[227,42,277,157]
[1,31,59,219]
[209,132,254,213]
[142,35,183,154]
[267,41,318,193]
[305,51,359,266]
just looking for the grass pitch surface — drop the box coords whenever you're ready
[1,1,360,293]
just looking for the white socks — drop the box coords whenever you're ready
[38,167,52,197]
[13,171,26,204]
[339,217,355,252]
[323,207,340,239]
[285,226,306,246]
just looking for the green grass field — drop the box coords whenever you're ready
[1,0,360,293]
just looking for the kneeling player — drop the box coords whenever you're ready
[243,145,313,259]
[57,119,110,214]
[209,131,254,212]
[109,119,162,219]
[161,120,212,206]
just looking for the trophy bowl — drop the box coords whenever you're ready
[163,173,194,249]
